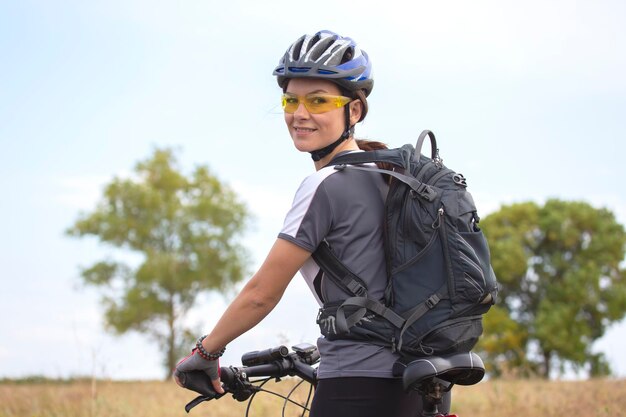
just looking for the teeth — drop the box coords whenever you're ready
[296,127,315,132]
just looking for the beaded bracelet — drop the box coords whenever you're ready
[196,335,226,361]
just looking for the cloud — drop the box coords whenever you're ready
[232,180,293,223]
[52,175,111,210]
[51,170,137,211]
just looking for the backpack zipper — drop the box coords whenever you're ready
[433,207,456,298]
[385,178,404,307]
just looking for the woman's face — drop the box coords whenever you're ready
[283,78,348,154]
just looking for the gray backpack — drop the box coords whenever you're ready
[313,130,498,357]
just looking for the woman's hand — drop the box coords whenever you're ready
[173,348,224,394]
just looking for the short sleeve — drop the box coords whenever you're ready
[278,166,336,252]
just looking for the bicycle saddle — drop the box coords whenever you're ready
[392,352,485,391]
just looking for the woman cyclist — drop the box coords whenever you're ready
[174,30,449,417]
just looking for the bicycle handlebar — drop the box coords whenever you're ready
[180,342,484,416]
[180,343,320,413]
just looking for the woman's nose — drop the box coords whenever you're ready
[293,102,310,118]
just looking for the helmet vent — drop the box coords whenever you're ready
[341,48,354,64]
[307,36,335,62]
[310,33,321,48]
[292,37,305,61]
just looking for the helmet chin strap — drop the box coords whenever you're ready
[309,129,350,161]
[309,106,353,162]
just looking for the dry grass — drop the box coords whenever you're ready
[0,378,312,417]
[454,378,626,416]
[1,377,625,417]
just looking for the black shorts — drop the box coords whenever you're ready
[309,377,451,417]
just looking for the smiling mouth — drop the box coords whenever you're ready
[294,127,316,133]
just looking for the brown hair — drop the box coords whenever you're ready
[353,89,369,122]
[355,139,387,151]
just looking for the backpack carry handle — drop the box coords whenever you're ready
[415,130,438,160]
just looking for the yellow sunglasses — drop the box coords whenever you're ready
[281,93,352,114]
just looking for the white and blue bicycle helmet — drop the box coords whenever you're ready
[273,30,374,97]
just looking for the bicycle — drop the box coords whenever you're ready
[178,343,485,417]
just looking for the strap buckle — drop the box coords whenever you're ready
[425,294,440,309]
[417,184,437,202]
[347,281,367,297]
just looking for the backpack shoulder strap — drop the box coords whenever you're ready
[334,164,438,202]
[328,145,438,202]
[312,241,369,297]
[328,145,413,169]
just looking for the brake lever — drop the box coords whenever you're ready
[185,394,221,413]
[184,389,227,413]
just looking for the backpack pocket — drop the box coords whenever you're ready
[453,230,492,304]
[392,230,446,309]
[440,189,496,307]
[407,316,483,356]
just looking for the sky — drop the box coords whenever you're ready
[1,0,625,380]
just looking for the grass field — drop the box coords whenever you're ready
[1,377,626,416]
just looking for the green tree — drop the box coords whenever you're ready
[479,199,626,378]
[67,149,249,378]
[478,305,532,377]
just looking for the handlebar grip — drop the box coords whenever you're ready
[241,345,289,366]
[177,370,225,399]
